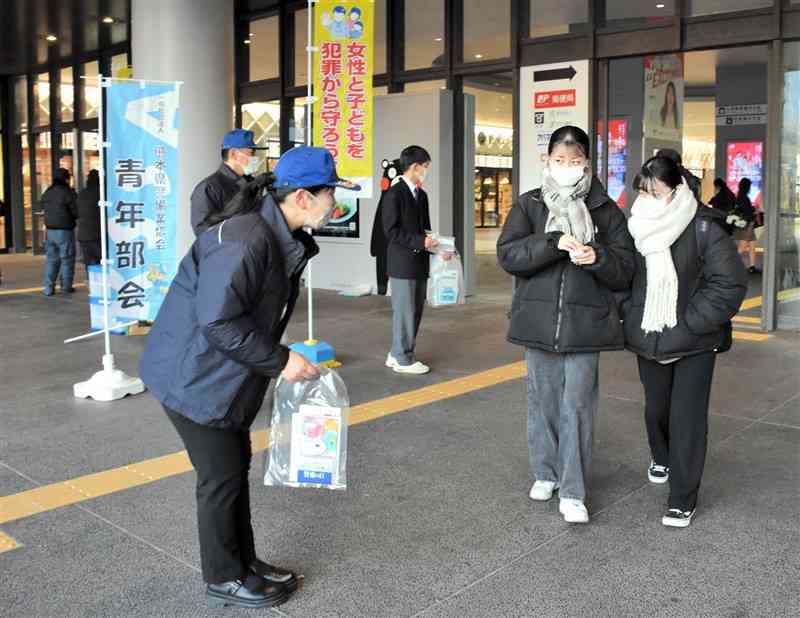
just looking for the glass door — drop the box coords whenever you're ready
[32,131,53,254]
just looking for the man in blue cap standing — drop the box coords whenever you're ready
[190,129,265,236]
[141,146,358,610]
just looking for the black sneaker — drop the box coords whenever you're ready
[249,559,301,593]
[662,508,695,528]
[206,574,290,609]
[648,461,669,484]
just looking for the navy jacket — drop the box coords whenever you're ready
[382,180,432,280]
[140,195,318,429]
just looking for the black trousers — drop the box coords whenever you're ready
[637,352,716,511]
[165,407,257,584]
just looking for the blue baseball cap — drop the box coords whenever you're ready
[222,129,265,150]
[273,146,361,191]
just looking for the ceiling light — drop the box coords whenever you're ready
[656,3,665,7]
[244,39,251,45]
[249,32,255,36]
[46,34,57,42]
[102,16,114,24]
[434,37,442,42]
[475,54,484,59]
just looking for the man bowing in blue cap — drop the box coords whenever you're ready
[190,129,265,236]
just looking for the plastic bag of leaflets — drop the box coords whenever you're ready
[426,233,466,308]
[264,367,349,491]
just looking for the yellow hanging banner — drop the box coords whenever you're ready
[314,0,374,196]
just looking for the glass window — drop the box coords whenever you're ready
[403,80,447,93]
[60,67,75,123]
[34,131,53,249]
[464,0,511,62]
[33,73,51,127]
[241,101,280,171]
[248,16,280,81]
[81,61,100,119]
[111,53,129,78]
[21,132,32,247]
[603,0,675,30]
[81,131,101,183]
[294,9,310,86]
[404,0,445,70]
[530,0,589,38]
[374,0,387,74]
[778,41,800,327]
[14,76,28,133]
[59,131,76,180]
[689,0,772,16]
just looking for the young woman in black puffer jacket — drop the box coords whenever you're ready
[625,156,747,529]
[498,126,635,525]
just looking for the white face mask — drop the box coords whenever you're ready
[304,191,335,230]
[242,155,259,177]
[549,164,586,188]
[633,189,674,212]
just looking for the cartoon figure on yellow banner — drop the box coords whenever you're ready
[348,7,364,39]
[321,5,349,39]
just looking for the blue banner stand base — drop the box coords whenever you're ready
[290,340,341,368]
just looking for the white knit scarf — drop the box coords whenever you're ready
[628,181,698,334]
[541,169,595,245]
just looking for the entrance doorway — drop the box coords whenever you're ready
[464,73,514,300]
[601,45,769,324]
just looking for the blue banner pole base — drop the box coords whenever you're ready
[289,340,341,368]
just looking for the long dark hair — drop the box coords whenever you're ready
[737,177,752,202]
[203,173,331,228]
[660,82,679,128]
[633,156,683,195]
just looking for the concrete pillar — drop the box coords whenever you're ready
[131,0,234,260]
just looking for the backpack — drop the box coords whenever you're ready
[696,218,733,353]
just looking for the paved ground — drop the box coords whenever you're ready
[0,254,798,617]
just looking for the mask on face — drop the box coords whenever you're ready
[304,191,335,230]
[633,190,673,212]
[549,164,586,188]
[242,155,260,177]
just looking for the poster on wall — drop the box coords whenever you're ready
[315,197,360,238]
[313,0,374,199]
[608,119,628,208]
[104,79,181,323]
[726,141,763,208]
[519,60,591,193]
[643,54,684,143]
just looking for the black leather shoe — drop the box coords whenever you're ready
[206,575,289,609]
[249,558,301,593]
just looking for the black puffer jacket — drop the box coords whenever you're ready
[42,180,78,230]
[76,182,101,241]
[623,208,747,361]
[498,178,635,353]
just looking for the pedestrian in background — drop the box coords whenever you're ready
[42,168,78,296]
[77,169,102,277]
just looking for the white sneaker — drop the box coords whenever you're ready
[529,480,557,501]
[392,361,430,375]
[559,498,590,524]
[386,354,398,369]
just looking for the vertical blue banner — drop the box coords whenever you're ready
[105,80,181,322]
